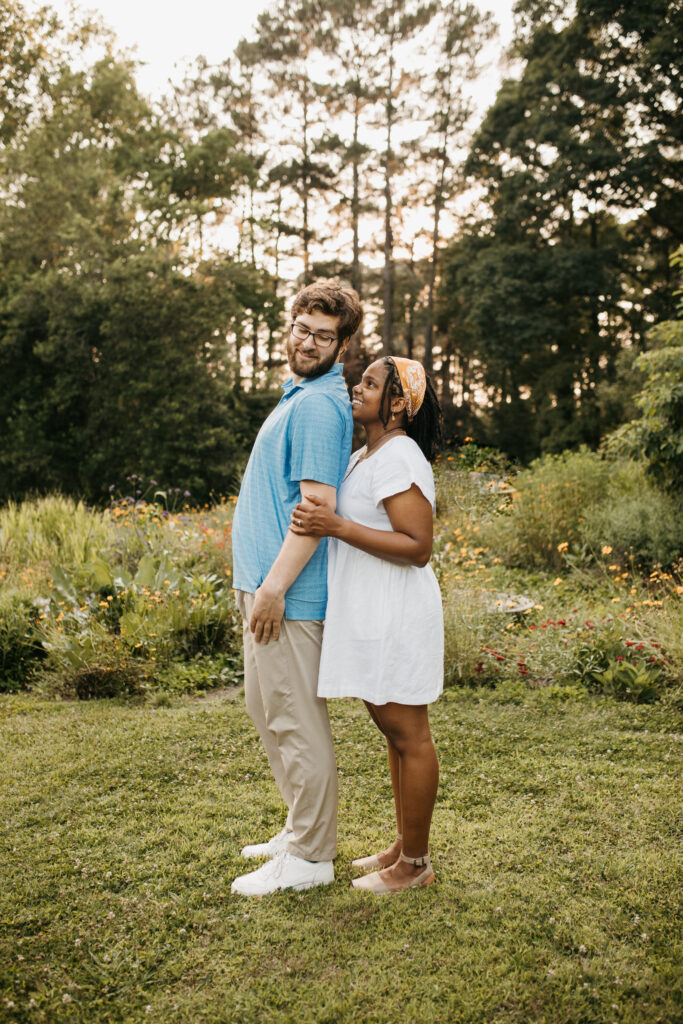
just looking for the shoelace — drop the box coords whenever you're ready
[269,851,287,879]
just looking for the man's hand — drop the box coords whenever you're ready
[250,583,285,644]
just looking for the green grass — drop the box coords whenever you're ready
[1,689,680,1023]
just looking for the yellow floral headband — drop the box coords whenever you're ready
[390,357,426,421]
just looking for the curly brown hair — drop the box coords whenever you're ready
[291,280,363,344]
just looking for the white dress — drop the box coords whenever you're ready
[317,435,444,705]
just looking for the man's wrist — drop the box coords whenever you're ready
[260,575,286,599]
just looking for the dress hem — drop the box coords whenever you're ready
[319,689,443,706]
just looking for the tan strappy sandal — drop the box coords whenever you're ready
[351,852,435,893]
[351,834,402,872]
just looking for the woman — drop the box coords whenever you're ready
[290,355,443,893]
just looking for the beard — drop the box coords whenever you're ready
[287,338,343,379]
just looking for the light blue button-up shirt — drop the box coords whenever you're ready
[232,363,353,619]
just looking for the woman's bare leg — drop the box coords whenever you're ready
[369,701,439,884]
[363,701,403,866]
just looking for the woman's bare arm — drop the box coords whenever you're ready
[290,485,432,567]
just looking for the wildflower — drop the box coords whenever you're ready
[557,542,569,552]
[553,578,562,586]
[601,545,612,555]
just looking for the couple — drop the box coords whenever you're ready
[230,280,443,896]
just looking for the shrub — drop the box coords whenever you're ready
[579,462,683,568]
[155,654,243,695]
[591,661,663,704]
[605,320,683,492]
[484,448,609,570]
[42,550,241,697]
[0,592,44,692]
[38,621,148,700]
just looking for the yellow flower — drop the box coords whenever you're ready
[557,542,569,552]
[601,545,613,555]
[553,578,563,586]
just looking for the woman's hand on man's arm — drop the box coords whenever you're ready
[290,492,343,538]
[293,484,433,567]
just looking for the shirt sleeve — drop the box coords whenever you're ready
[370,442,436,509]
[289,392,349,488]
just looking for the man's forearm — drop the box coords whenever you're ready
[261,530,321,597]
[250,480,335,643]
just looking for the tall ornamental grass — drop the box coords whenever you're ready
[0,496,109,578]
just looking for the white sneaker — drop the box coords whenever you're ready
[231,851,334,896]
[240,826,294,860]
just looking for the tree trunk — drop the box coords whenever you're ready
[302,92,311,283]
[424,155,446,373]
[351,95,362,297]
[381,45,395,356]
[252,315,259,388]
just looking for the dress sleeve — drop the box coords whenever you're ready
[370,442,436,509]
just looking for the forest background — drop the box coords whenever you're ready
[1,0,681,506]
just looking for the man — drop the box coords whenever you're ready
[230,279,362,896]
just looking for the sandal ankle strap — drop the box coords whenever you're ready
[400,851,430,868]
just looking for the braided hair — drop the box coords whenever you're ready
[379,357,443,463]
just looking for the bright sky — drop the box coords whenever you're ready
[43,0,515,107]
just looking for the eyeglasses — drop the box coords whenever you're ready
[290,322,338,349]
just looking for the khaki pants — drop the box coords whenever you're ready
[235,590,337,862]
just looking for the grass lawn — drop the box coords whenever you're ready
[1,687,680,1024]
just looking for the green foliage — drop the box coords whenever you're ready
[43,545,240,672]
[37,622,147,701]
[0,592,44,692]
[0,16,280,507]
[437,0,681,459]
[591,660,663,705]
[486,448,610,570]
[0,495,242,696]
[605,320,683,492]
[0,251,262,504]
[579,462,683,568]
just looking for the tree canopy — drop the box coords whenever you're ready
[0,0,680,501]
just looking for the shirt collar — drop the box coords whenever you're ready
[281,362,345,396]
